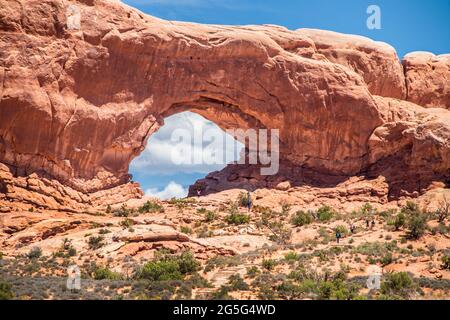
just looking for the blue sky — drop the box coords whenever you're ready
[126,0,450,199]
[124,0,450,57]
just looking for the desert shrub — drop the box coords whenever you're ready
[406,213,427,240]
[318,227,332,244]
[289,272,361,300]
[119,218,134,229]
[237,192,250,207]
[442,255,450,270]
[197,227,213,238]
[138,251,199,281]
[267,221,292,244]
[27,247,42,259]
[280,201,291,216]
[139,259,183,281]
[139,200,165,214]
[88,236,105,250]
[113,204,132,217]
[226,212,250,225]
[168,198,194,211]
[94,267,123,280]
[380,272,415,298]
[0,280,14,300]
[284,252,300,261]
[211,286,233,300]
[99,228,111,235]
[398,201,428,240]
[334,225,349,237]
[276,281,303,299]
[177,251,200,274]
[228,274,249,291]
[246,266,260,278]
[105,204,112,213]
[262,259,277,271]
[317,279,360,300]
[435,196,449,223]
[291,211,313,227]
[189,273,213,289]
[354,242,397,262]
[204,210,216,222]
[316,205,334,222]
[54,239,77,258]
[360,203,377,216]
[0,252,3,260]
[391,212,406,231]
[379,252,394,266]
[180,226,193,234]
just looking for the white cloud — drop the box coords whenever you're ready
[145,181,188,199]
[130,112,244,176]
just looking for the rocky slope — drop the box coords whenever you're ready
[0,191,449,300]
[0,0,449,211]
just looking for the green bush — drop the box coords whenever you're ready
[180,226,193,234]
[0,280,13,300]
[88,236,105,250]
[392,212,406,231]
[54,239,77,258]
[119,218,134,229]
[205,210,216,222]
[94,267,123,280]
[284,252,300,261]
[177,251,200,274]
[262,259,277,271]
[380,252,394,266]
[381,272,415,297]
[113,204,131,217]
[291,211,313,227]
[139,201,165,214]
[316,205,334,222]
[228,274,249,291]
[334,225,349,236]
[226,212,250,225]
[246,266,260,278]
[398,202,428,240]
[442,255,450,270]
[27,247,42,259]
[99,228,111,235]
[139,259,183,281]
[138,251,200,281]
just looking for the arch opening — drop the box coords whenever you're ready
[130,111,244,199]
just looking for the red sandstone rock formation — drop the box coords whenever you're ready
[0,0,449,209]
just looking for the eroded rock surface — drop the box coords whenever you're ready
[0,0,449,209]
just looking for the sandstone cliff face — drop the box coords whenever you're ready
[403,52,450,110]
[0,0,449,209]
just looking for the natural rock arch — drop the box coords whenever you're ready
[0,0,449,209]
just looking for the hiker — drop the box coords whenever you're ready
[371,220,376,229]
[350,224,356,234]
[366,218,370,229]
[336,231,342,244]
[197,189,201,198]
[247,191,253,213]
